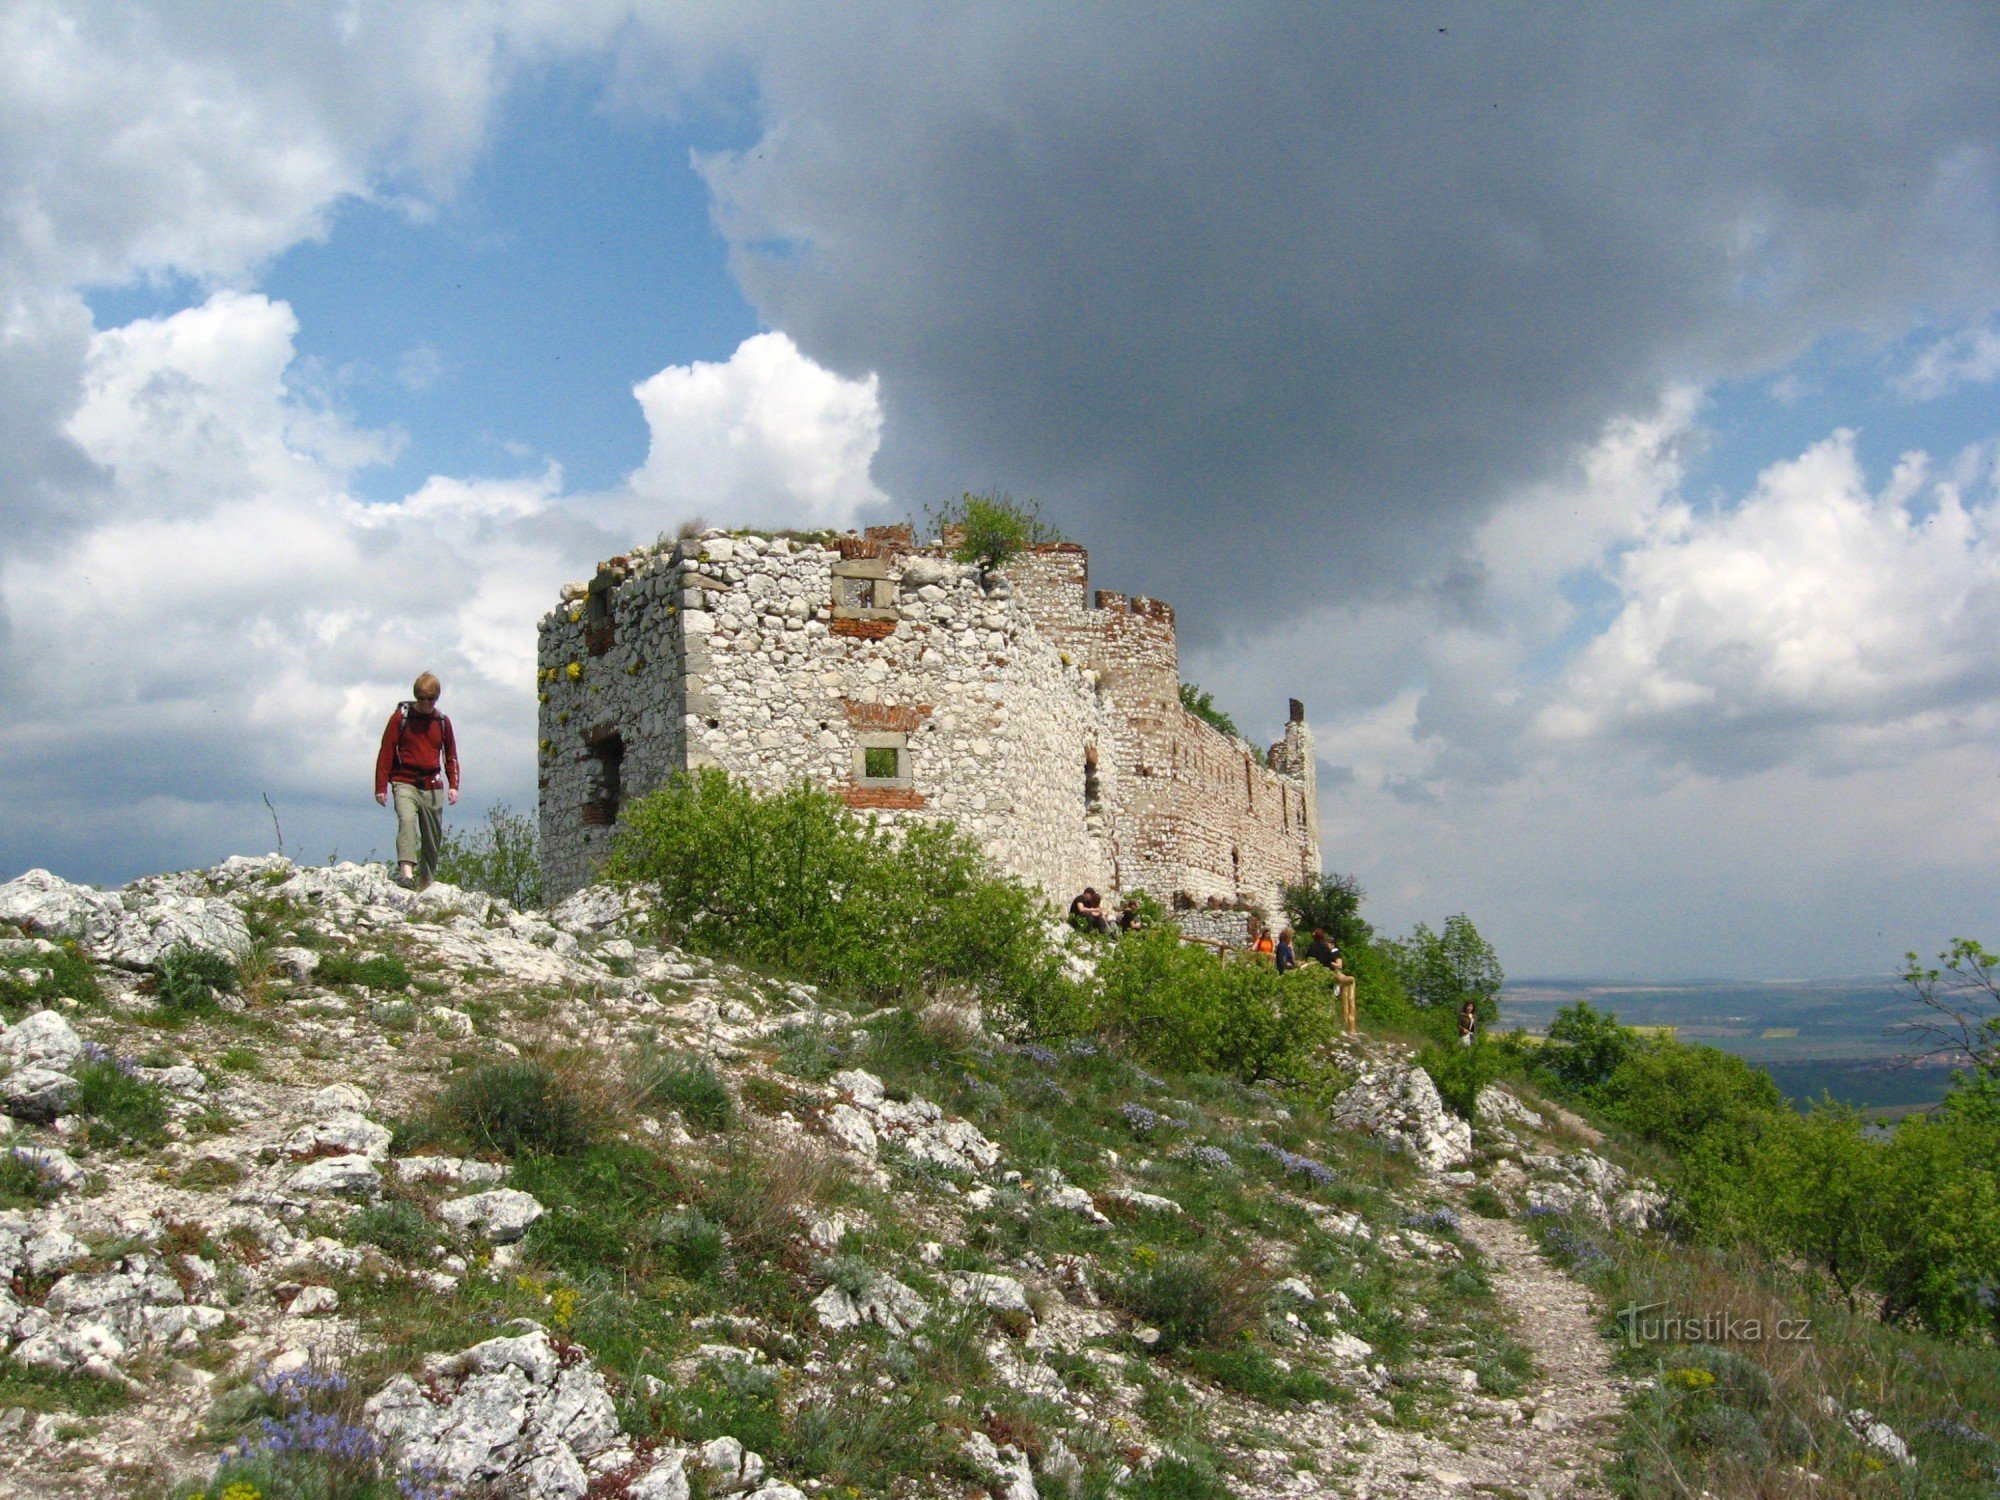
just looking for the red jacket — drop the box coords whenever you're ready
[375,703,460,796]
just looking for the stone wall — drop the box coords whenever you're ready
[537,529,1320,920]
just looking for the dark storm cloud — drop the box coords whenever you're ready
[683,3,2000,637]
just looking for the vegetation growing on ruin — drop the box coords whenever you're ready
[1177,682,1241,739]
[928,489,1065,571]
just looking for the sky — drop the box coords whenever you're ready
[4,3,2000,981]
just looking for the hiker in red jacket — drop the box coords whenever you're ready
[373,672,460,890]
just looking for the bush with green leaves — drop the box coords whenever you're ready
[1281,872,1373,953]
[437,801,543,909]
[1094,923,1337,1083]
[71,1051,168,1146]
[441,1060,593,1158]
[929,489,1063,572]
[0,939,101,1020]
[1114,1253,1265,1353]
[1177,682,1240,739]
[1535,998,1637,1093]
[606,769,1079,1027]
[152,942,239,1013]
[0,1150,57,1210]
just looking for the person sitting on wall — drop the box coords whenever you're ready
[1251,923,1276,959]
[1117,898,1145,934]
[1305,929,1340,969]
[374,671,460,891]
[1068,887,1111,935]
[1274,926,1298,973]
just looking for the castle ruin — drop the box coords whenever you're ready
[536,525,1320,938]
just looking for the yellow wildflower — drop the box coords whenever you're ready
[566,661,582,681]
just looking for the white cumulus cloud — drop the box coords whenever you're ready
[1543,431,2000,771]
[628,331,889,531]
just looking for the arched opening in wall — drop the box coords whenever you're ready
[1084,745,1101,811]
[582,728,624,827]
[1231,846,1241,893]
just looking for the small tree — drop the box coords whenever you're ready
[1178,682,1241,739]
[437,803,543,909]
[1384,913,1504,1023]
[1283,872,1372,951]
[927,490,1063,572]
[1899,938,2000,1115]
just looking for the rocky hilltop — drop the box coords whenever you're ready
[0,857,1674,1499]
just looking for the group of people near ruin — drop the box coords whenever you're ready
[1069,886,1362,1032]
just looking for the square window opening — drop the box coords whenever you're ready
[863,745,902,781]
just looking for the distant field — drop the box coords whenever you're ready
[1499,976,1960,1116]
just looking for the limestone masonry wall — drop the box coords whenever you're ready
[537,528,1320,927]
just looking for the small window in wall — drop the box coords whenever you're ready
[854,732,911,786]
[585,575,617,656]
[582,730,624,826]
[830,559,899,621]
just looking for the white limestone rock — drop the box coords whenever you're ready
[2,1066,78,1123]
[0,1010,85,1071]
[1328,1050,1474,1173]
[311,1083,373,1116]
[286,1111,393,1161]
[1473,1084,1545,1132]
[286,1155,382,1199]
[439,1189,545,1244]
[963,1430,1038,1500]
[947,1271,1033,1316]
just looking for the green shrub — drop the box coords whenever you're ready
[1381,913,1503,1025]
[633,1051,735,1133]
[153,942,238,1013]
[1096,925,1335,1082]
[649,1207,727,1281]
[0,941,101,1019]
[1114,1254,1264,1353]
[1177,682,1240,739]
[441,1061,592,1159]
[70,1055,168,1146]
[346,1200,439,1260]
[1282,872,1373,953]
[930,489,1063,571]
[1536,998,1637,1094]
[0,1151,56,1210]
[437,802,543,909]
[314,950,413,991]
[606,769,1078,1027]
[1417,1039,1503,1120]
[1123,1453,1234,1500]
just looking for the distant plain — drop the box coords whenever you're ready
[1500,977,1958,1117]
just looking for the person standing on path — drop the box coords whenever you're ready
[374,672,460,890]
[1458,997,1479,1048]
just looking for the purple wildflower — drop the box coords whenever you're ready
[1404,1206,1461,1235]
[1118,1102,1164,1133]
[1176,1144,1234,1171]
[1017,1043,1060,1067]
[1064,1038,1100,1058]
[1255,1142,1339,1187]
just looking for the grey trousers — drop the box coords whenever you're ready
[391,782,445,884]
